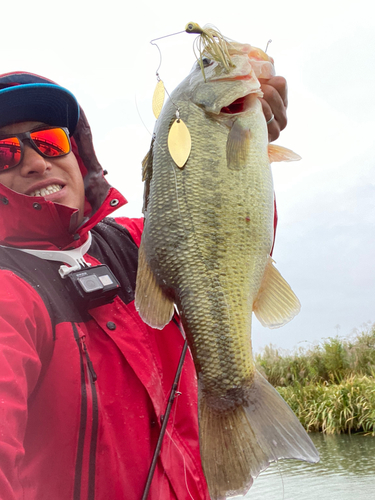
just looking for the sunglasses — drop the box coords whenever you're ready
[0,126,71,172]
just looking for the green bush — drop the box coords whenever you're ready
[255,324,375,434]
[256,323,375,387]
[277,376,375,435]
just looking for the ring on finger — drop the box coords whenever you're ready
[267,114,275,125]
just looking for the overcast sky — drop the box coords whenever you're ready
[2,0,374,351]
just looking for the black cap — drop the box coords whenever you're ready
[0,83,80,134]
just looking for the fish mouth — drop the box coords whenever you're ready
[220,94,254,115]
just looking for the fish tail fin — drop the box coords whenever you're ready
[199,370,319,500]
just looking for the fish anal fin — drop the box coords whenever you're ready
[226,119,251,170]
[253,257,301,328]
[268,144,301,163]
[135,242,174,329]
[199,370,319,500]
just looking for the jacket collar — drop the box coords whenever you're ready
[0,182,127,250]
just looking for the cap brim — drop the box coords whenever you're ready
[0,83,80,134]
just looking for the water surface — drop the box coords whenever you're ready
[240,433,375,499]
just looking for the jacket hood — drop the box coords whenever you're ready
[0,72,127,250]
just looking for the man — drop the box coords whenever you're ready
[0,71,287,500]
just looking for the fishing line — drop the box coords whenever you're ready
[169,159,187,234]
[165,428,195,500]
[275,459,286,500]
[134,95,153,137]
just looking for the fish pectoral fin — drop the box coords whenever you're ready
[253,257,300,328]
[268,144,301,163]
[226,119,251,170]
[134,241,175,329]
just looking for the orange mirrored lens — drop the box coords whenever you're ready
[0,137,22,170]
[30,128,70,157]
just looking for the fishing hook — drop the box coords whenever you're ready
[265,39,272,53]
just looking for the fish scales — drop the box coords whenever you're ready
[136,32,319,500]
[149,96,271,401]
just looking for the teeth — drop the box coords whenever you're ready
[29,184,63,197]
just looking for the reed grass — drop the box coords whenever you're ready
[255,324,375,434]
[277,375,375,435]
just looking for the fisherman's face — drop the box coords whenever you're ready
[0,121,85,224]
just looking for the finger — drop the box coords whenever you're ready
[260,83,287,132]
[260,99,281,142]
[259,76,288,107]
[260,98,274,124]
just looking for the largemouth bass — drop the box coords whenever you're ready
[136,26,319,499]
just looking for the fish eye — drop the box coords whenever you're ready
[202,57,213,68]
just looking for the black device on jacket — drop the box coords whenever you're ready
[63,264,121,309]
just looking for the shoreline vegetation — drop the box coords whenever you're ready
[255,324,375,435]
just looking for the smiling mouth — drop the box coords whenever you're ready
[29,184,63,197]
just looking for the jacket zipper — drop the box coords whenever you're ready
[73,324,99,500]
[80,335,98,382]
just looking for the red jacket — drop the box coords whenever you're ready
[0,72,210,500]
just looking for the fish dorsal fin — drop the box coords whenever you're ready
[268,144,301,163]
[134,241,175,329]
[226,119,251,170]
[253,257,300,328]
[141,139,155,213]
[141,149,151,182]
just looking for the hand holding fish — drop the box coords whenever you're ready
[259,75,288,142]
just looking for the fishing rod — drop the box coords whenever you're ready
[141,337,188,500]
